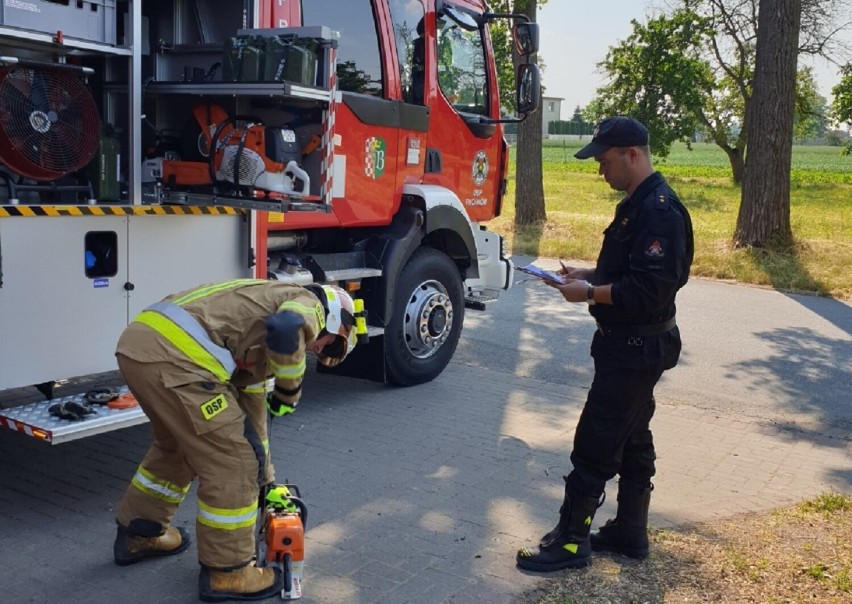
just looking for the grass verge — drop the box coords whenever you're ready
[495,143,852,300]
[518,491,852,604]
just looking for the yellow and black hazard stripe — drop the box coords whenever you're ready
[0,205,243,218]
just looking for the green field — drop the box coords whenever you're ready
[493,142,852,300]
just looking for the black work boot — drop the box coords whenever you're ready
[590,481,653,559]
[516,485,603,572]
[114,519,191,566]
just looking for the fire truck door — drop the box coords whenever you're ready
[386,0,430,190]
[423,2,503,222]
[302,0,402,224]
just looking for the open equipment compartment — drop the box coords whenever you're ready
[142,0,339,213]
[0,0,252,439]
[0,0,134,205]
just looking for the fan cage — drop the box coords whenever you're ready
[0,66,101,181]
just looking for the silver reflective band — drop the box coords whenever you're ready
[132,469,187,503]
[146,301,237,377]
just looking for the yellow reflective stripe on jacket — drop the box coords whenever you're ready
[130,466,190,504]
[241,382,267,394]
[268,356,306,380]
[172,279,265,306]
[197,499,258,530]
[135,305,235,382]
[278,299,324,329]
[277,299,320,317]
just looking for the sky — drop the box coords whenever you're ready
[537,0,851,121]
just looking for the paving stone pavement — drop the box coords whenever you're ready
[0,357,849,604]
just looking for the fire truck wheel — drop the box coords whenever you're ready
[385,247,465,386]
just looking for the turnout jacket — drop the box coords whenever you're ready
[116,279,325,407]
[590,172,694,327]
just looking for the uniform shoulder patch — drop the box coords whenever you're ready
[644,237,667,258]
[650,188,674,211]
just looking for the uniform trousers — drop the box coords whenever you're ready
[115,355,269,569]
[566,331,678,497]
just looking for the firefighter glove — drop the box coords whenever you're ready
[266,392,296,418]
[85,386,120,405]
[49,401,96,421]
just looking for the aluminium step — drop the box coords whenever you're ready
[323,268,383,282]
[0,387,148,444]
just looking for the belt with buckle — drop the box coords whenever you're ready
[596,317,677,338]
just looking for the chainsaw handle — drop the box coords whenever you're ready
[283,161,310,197]
[283,553,292,595]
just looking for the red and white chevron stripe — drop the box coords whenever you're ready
[321,45,338,206]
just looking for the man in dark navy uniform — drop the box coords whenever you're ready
[517,116,693,572]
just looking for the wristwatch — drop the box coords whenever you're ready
[586,284,596,305]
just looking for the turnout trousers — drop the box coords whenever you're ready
[566,345,667,498]
[115,354,270,569]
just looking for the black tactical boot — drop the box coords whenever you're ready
[516,486,603,572]
[590,481,653,559]
[114,519,191,566]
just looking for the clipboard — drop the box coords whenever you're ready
[517,264,564,284]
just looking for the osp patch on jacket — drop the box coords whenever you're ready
[200,394,229,420]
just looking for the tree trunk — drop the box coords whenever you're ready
[735,0,801,248]
[512,0,546,227]
[724,146,745,185]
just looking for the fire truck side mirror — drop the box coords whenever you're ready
[513,22,539,57]
[516,63,541,116]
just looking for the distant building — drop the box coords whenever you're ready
[542,96,563,137]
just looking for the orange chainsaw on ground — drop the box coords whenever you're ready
[149,103,312,197]
[257,484,307,600]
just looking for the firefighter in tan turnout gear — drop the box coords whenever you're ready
[112,279,357,602]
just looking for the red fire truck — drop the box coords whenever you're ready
[0,0,539,443]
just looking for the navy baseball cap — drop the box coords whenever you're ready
[575,116,649,159]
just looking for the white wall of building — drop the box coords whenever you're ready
[542,96,563,137]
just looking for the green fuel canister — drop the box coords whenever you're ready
[92,125,121,201]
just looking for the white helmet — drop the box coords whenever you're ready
[311,284,357,367]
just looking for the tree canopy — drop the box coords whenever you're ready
[589,0,851,183]
[831,62,852,152]
[588,10,714,158]
[793,67,829,141]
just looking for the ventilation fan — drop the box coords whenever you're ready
[0,66,100,181]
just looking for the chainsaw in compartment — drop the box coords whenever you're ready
[142,102,312,198]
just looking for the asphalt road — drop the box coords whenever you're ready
[0,256,849,604]
[459,255,852,437]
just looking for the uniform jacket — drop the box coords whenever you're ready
[591,171,694,326]
[116,280,325,408]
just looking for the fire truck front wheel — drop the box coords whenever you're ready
[385,247,465,386]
